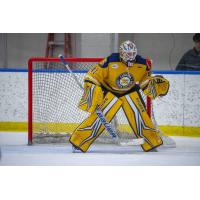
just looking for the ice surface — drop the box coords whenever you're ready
[0,132,200,166]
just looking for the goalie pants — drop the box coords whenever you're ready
[69,91,163,152]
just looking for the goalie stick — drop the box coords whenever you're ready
[59,54,144,146]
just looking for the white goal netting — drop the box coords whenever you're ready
[28,57,175,147]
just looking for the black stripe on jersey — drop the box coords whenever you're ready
[107,84,141,98]
[84,79,97,85]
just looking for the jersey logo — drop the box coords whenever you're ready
[112,64,118,69]
[116,72,134,89]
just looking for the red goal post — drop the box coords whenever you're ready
[28,57,152,145]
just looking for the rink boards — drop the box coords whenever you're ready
[0,69,200,137]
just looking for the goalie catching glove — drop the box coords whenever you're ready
[143,75,169,99]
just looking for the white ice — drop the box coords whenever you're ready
[0,132,200,166]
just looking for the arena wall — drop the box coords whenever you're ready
[0,70,200,137]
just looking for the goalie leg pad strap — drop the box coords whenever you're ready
[120,91,163,151]
[69,92,122,152]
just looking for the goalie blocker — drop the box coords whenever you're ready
[70,84,163,152]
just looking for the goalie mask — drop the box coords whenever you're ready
[119,40,137,67]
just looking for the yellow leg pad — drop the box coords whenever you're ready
[120,92,163,151]
[69,92,122,152]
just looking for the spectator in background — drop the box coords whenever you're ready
[176,33,200,71]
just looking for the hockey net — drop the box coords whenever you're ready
[28,57,175,147]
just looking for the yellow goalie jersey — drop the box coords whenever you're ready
[73,53,167,152]
[84,53,152,96]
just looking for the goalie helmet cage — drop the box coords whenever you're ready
[28,57,152,145]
